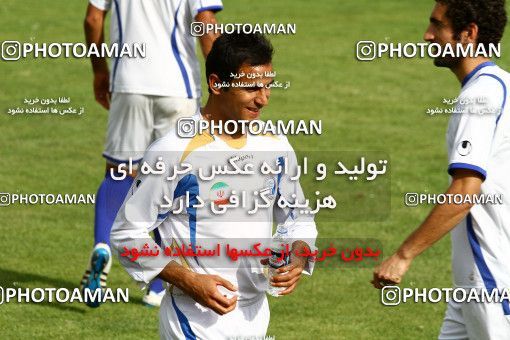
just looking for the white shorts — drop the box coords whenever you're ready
[439,299,510,339]
[159,292,270,340]
[103,93,197,165]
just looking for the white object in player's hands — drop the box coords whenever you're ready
[217,285,240,299]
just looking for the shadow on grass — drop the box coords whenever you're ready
[0,267,146,313]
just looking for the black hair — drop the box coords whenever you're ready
[436,0,507,48]
[205,33,274,93]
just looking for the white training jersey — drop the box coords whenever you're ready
[89,0,223,98]
[111,113,318,303]
[446,62,510,315]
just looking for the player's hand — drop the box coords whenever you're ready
[93,70,110,110]
[264,252,307,296]
[371,253,412,289]
[183,273,238,315]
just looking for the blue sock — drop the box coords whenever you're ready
[94,171,134,246]
[149,228,165,293]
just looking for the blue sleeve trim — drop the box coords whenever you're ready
[197,5,223,14]
[448,163,486,180]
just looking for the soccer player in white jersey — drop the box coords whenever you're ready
[110,33,318,339]
[373,0,510,338]
[81,0,223,307]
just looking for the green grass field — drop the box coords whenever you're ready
[1,0,509,339]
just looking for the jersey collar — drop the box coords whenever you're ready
[461,61,496,87]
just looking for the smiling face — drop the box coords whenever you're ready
[423,2,461,68]
[211,63,273,121]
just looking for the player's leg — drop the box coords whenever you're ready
[462,298,510,339]
[81,93,152,307]
[152,96,198,140]
[438,300,469,340]
[93,165,136,247]
[97,92,152,244]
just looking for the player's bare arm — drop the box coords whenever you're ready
[195,10,220,58]
[157,261,238,315]
[372,169,483,288]
[84,3,110,110]
[264,240,310,296]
